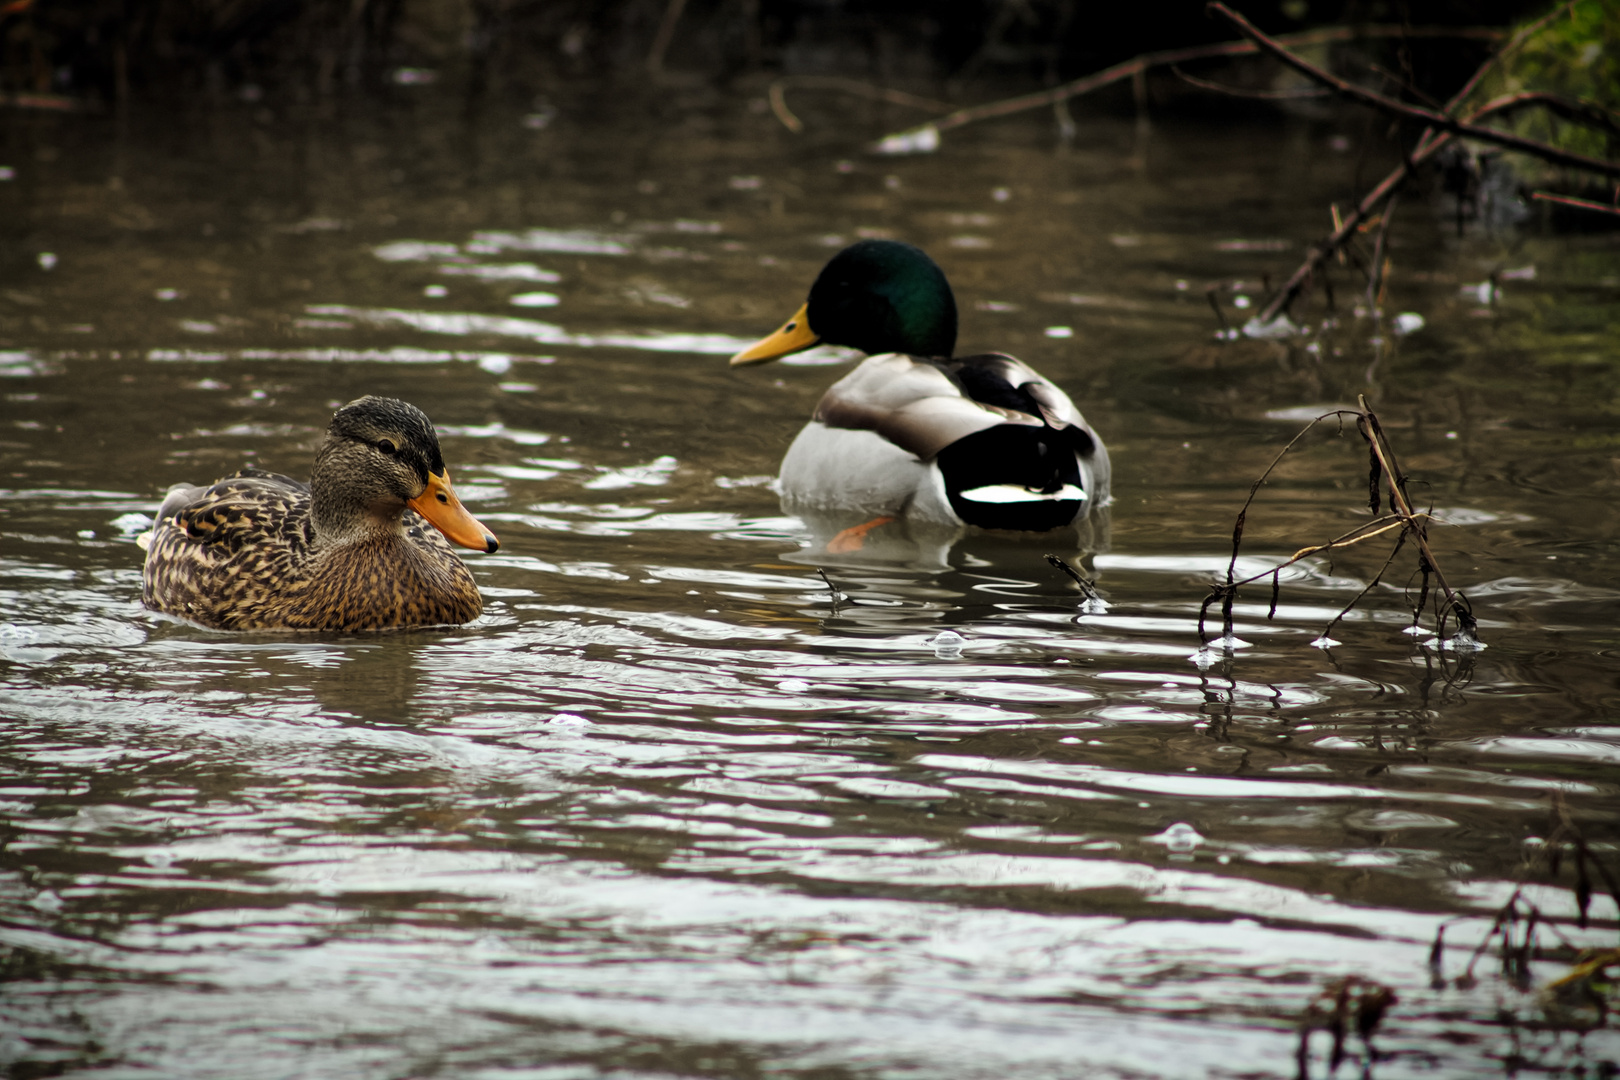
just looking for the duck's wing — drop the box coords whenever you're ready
[944,354,1099,447]
[156,468,312,554]
[812,353,1045,461]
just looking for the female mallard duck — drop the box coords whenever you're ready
[731,239,1110,550]
[140,396,499,631]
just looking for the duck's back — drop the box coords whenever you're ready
[783,352,1110,530]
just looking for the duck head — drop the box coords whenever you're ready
[313,396,499,553]
[731,239,958,364]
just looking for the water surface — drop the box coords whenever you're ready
[3,85,1619,1078]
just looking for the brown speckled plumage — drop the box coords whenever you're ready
[141,397,496,631]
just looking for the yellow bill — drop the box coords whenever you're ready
[730,302,819,366]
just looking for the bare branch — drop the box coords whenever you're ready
[1170,65,1330,101]
[1208,3,1620,179]
[1531,189,1620,217]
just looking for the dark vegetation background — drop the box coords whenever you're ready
[0,1,1552,109]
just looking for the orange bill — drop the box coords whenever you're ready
[409,469,499,553]
[730,302,819,366]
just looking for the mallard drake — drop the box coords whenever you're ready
[731,239,1110,549]
[140,396,498,631]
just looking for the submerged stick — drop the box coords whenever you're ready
[817,568,847,613]
[1045,554,1103,604]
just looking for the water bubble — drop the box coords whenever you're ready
[1148,822,1205,854]
[777,679,811,694]
[548,713,590,727]
[38,252,57,270]
[932,630,965,659]
[1309,635,1341,649]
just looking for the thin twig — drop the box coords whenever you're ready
[1448,4,1575,107]
[1044,553,1103,603]
[1364,193,1399,310]
[768,76,955,134]
[1169,65,1330,101]
[1469,90,1620,139]
[1221,410,1360,587]
[1532,190,1620,217]
[646,0,688,74]
[1214,513,1428,602]
[1288,514,1417,564]
[1319,529,1409,644]
[817,568,847,613]
[1198,409,1362,643]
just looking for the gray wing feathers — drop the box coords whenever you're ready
[814,353,1043,461]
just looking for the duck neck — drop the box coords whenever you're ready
[308,444,407,547]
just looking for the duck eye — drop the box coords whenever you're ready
[376,439,397,456]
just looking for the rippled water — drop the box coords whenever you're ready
[3,85,1620,1078]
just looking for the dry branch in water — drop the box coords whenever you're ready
[1198,397,1478,652]
[1209,3,1620,324]
[1428,792,1620,1023]
[1295,976,1397,1080]
[1045,553,1103,606]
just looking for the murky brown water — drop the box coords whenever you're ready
[3,83,1620,1079]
